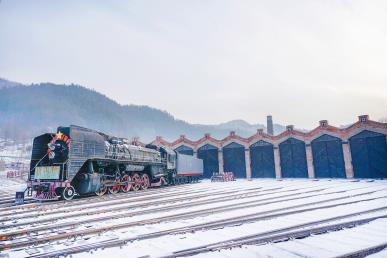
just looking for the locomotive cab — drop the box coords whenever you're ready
[29,133,69,181]
[28,129,73,200]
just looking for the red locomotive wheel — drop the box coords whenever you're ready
[108,178,121,194]
[120,175,132,193]
[141,174,150,190]
[163,176,169,185]
[132,173,141,191]
[95,183,107,197]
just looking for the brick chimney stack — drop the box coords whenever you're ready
[267,115,274,135]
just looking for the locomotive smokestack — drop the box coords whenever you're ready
[267,115,274,135]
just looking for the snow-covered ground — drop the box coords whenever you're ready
[0,140,30,158]
[367,248,387,258]
[0,142,30,196]
[1,179,387,258]
[0,140,31,166]
[0,172,27,195]
[193,218,387,258]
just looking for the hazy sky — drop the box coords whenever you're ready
[1,0,386,129]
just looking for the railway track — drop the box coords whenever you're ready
[333,243,387,258]
[2,180,386,257]
[0,180,350,214]
[0,186,279,228]
[0,180,327,222]
[0,180,363,224]
[2,187,386,251]
[0,197,17,205]
[4,182,381,231]
[0,185,313,234]
[0,194,14,199]
[168,212,387,257]
[0,179,278,214]
[0,182,231,214]
[0,198,36,207]
[0,179,342,211]
[33,192,387,254]
[24,204,387,257]
[0,185,271,222]
[0,182,208,212]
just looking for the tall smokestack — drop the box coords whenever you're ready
[267,115,274,135]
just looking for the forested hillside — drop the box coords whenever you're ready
[0,79,285,142]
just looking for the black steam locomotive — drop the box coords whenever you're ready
[27,125,203,200]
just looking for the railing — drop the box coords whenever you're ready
[30,152,48,173]
[57,160,69,181]
[105,151,162,163]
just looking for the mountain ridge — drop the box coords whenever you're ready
[0,78,23,89]
[0,78,286,142]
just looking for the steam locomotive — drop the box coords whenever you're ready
[27,125,203,200]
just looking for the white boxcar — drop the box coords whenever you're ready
[176,153,203,177]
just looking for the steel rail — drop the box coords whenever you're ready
[0,185,267,221]
[332,242,387,258]
[27,207,387,258]
[0,185,278,226]
[0,186,299,233]
[169,212,387,257]
[6,183,383,232]
[0,182,206,213]
[2,191,386,251]
[0,179,279,214]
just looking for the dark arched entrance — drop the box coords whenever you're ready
[250,140,275,178]
[349,130,387,178]
[279,138,308,178]
[223,142,246,178]
[197,144,219,178]
[311,134,346,178]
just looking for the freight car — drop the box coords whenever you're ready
[27,125,203,200]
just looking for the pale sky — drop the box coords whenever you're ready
[0,0,386,129]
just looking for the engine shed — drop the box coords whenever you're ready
[150,115,387,180]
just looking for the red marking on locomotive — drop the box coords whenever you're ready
[176,173,202,177]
